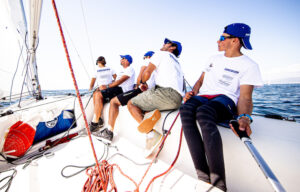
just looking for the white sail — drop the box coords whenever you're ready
[0,0,43,100]
[6,0,27,42]
[0,0,28,98]
[27,0,43,99]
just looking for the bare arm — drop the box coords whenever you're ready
[183,72,205,102]
[108,75,129,88]
[141,63,156,83]
[192,72,205,94]
[89,78,96,91]
[235,84,254,136]
[136,66,147,88]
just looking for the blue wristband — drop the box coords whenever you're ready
[237,114,253,123]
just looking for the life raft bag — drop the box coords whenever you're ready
[33,110,76,144]
[2,121,36,158]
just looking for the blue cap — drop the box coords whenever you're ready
[144,51,155,57]
[120,55,133,64]
[223,23,252,50]
[164,38,182,57]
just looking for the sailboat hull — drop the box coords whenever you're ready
[1,95,299,191]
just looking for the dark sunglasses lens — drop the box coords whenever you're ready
[220,36,225,41]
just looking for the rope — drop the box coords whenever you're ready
[82,160,138,192]
[136,112,181,191]
[9,42,24,104]
[0,168,17,192]
[145,126,183,191]
[52,0,101,178]
[53,1,183,191]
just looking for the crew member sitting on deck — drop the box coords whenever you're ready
[179,23,263,191]
[95,51,155,143]
[89,55,135,132]
[127,38,184,157]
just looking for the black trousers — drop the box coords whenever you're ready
[179,95,236,191]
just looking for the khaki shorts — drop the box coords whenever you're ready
[131,86,182,112]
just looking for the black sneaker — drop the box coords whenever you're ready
[89,118,104,132]
[98,117,104,128]
[90,122,100,132]
[93,128,113,143]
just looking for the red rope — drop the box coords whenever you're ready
[145,127,183,191]
[51,0,101,175]
[82,160,139,192]
[136,112,182,191]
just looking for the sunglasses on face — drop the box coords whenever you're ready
[166,42,177,48]
[219,35,236,41]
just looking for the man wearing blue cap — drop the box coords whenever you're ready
[90,55,135,133]
[179,23,263,191]
[127,38,184,157]
[95,52,155,143]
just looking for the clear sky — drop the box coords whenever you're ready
[1,0,300,91]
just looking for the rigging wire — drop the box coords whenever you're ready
[48,0,92,80]
[17,52,31,107]
[52,0,102,179]
[80,0,95,67]
[0,168,17,192]
[9,42,24,104]
[60,19,91,79]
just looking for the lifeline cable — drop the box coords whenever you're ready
[52,0,101,176]
[136,112,181,191]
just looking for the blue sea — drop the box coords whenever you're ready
[1,84,300,123]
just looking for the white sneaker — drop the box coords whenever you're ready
[144,130,163,158]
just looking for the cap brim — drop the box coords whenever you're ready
[164,38,173,44]
[241,37,252,50]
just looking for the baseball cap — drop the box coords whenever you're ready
[164,38,182,57]
[120,55,133,64]
[223,23,252,50]
[144,51,155,57]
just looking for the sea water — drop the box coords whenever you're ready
[1,84,300,122]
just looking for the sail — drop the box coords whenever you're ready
[7,0,27,41]
[0,0,43,100]
[0,0,28,98]
[27,0,43,99]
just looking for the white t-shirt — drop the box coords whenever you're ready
[93,66,116,87]
[199,54,263,104]
[117,65,135,92]
[150,51,184,96]
[142,58,156,89]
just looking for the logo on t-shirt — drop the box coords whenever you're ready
[224,68,239,74]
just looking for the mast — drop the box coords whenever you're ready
[28,0,43,99]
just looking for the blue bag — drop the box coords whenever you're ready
[33,110,76,144]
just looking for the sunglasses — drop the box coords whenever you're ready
[219,35,236,41]
[165,41,177,47]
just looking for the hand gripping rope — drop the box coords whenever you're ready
[52,1,184,191]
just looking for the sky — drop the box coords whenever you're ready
[1,0,300,92]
